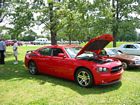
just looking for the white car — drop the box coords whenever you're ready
[118,44,140,55]
[33,38,51,45]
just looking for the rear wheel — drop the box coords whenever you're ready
[28,61,38,75]
[75,68,93,88]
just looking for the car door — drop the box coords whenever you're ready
[36,47,54,75]
[122,44,137,55]
[50,48,75,78]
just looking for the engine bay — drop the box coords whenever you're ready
[78,56,113,64]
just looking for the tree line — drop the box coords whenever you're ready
[0,0,140,46]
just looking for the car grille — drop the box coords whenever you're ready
[111,65,122,73]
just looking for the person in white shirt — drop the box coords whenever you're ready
[13,40,18,64]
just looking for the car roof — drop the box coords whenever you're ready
[120,43,140,47]
[37,44,81,50]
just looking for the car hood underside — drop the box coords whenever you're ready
[76,34,113,57]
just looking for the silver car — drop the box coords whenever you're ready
[117,44,140,56]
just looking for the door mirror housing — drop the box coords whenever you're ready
[58,53,65,58]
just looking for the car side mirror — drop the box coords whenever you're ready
[106,54,109,57]
[58,53,66,58]
[118,50,123,53]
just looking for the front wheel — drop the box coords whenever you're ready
[75,68,93,88]
[28,61,38,75]
[122,62,128,69]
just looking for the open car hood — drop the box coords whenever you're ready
[76,34,113,57]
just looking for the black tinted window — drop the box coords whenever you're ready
[52,48,63,56]
[38,48,52,56]
[125,45,136,49]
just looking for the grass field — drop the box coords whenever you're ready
[0,42,140,105]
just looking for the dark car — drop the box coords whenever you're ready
[5,40,14,46]
[5,40,23,46]
[17,41,23,46]
[24,34,123,88]
[101,48,140,69]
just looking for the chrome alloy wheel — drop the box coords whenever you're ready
[122,62,128,69]
[29,61,37,75]
[77,71,91,87]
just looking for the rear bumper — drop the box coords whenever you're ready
[94,69,124,85]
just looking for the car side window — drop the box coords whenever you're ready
[131,45,136,49]
[124,45,136,49]
[52,48,64,56]
[38,48,52,56]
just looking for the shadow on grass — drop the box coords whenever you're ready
[125,67,140,72]
[0,60,122,95]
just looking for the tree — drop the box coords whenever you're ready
[1,0,140,44]
[0,0,6,38]
[87,0,140,46]
[31,0,63,45]
[111,0,140,47]
[48,1,57,45]
[58,0,94,44]
[8,1,34,39]
[0,0,5,23]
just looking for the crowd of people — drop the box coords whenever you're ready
[0,38,18,65]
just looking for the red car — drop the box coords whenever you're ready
[24,34,124,87]
[5,40,14,46]
[5,40,23,46]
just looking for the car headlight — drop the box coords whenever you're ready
[135,60,140,65]
[97,67,108,72]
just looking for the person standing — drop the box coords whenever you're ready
[13,40,18,64]
[0,38,6,64]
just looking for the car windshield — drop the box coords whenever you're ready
[65,47,81,58]
[135,44,140,48]
[65,47,93,58]
[107,49,122,55]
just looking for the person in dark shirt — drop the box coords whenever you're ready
[0,38,6,64]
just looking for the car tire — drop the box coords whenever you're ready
[75,68,93,88]
[28,61,38,75]
[122,62,128,69]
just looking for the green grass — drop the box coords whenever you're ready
[106,41,133,48]
[0,43,140,105]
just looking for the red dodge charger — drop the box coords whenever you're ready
[25,34,123,87]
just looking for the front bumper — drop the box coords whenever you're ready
[99,79,121,86]
[129,64,140,67]
[94,69,124,85]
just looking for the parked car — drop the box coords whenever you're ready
[5,40,23,46]
[5,40,14,46]
[17,41,23,46]
[24,34,123,88]
[117,44,140,55]
[101,48,140,69]
[32,38,51,45]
